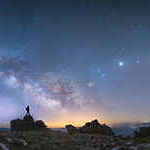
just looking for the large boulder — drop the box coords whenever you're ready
[11,115,35,132]
[35,120,47,129]
[10,115,47,132]
[10,106,47,132]
[79,120,114,136]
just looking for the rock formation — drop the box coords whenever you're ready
[79,120,114,135]
[35,120,47,129]
[66,119,114,136]
[10,105,47,132]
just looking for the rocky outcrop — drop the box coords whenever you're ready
[66,119,114,136]
[10,115,35,132]
[35,120,47,129]
[10,115,47,132]
[79,120,114,135]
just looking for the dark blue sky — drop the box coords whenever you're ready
[0,0,150,127]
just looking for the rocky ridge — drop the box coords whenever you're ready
[0,130,150,150]
[66,119,114,136]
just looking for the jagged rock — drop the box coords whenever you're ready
[79,120,114,136]
[65,125,78,134]
[65,119,114,136]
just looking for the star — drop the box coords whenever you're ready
[100,73,108,80]
[118,61,124,67]
[97,68,101,73]
[136,60,140,64]
[87,81,95,88]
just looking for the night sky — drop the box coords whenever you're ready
[0,0,150,127]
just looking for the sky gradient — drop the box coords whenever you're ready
[0,0,150,127]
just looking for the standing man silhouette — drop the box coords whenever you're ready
[26,105,30,115]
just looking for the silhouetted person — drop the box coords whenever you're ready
[26,105,30,115]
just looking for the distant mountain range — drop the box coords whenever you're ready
[133,122,150,128]
[0,128,10,131]
[113,127,134,137]
[112,122,150,136]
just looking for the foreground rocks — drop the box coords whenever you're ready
[7,108,150,149]
[10,114,35,131]
[79,120,114,136]
[66,120,114,136]
[10,114,47,132]
[10,105,47,132]
[0,130,150,150]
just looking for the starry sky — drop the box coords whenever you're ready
[0,0,150,128]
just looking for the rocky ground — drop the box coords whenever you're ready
[0,129,150,150]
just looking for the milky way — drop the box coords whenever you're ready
[0,55,107,127]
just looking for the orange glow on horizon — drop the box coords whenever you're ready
[44,110,125,128]
[45,115,144,128]
[46,118,113,128]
